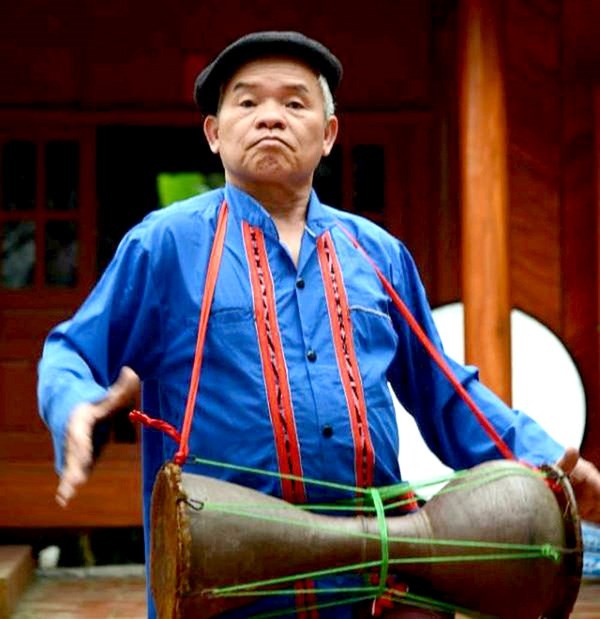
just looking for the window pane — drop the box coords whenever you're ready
[352,144,385,214]
[314,144,343,208]
[45,221,78,286]
[2,141,36,211]
[1,221,35,288]
[46,141,79,211]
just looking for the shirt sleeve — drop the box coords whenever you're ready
[386,240,565,470]
[37,228,164,472]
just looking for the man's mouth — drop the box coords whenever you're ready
[251,136,291,149]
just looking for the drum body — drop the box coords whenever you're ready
[150,460,582,618]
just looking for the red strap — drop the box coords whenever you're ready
[173,202,229,465]
[129,201,229,462]
[317,230,375,489]
[129,410,181,443]
[130,206,515,465]
[336,223,516,462]
[129,202,229,462]
[242,222,306,503]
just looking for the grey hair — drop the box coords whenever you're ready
[318,74,335,119]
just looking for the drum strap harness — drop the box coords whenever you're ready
[130,200,568,617]
[130,199,517,462]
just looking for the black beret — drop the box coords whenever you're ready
[194,31,343,115]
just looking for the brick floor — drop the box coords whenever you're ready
[11,571,600,618]
[572,580,600,619]
[12,567,147,619]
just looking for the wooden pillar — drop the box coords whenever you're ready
[458,0,512,404]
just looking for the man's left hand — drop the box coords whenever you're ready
[556,446,600,523]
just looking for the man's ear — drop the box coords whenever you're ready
[203,115,220,154]
[322,115,339,157]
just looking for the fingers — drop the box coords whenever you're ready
[100,366,141,415]
[56,464,88,507]
[555,448,600,524]
[56,404,96,507]
[55,366,140,507]
[555,446,580,475]
[573,459,600,523]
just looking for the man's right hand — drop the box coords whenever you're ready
[56,366,140,507]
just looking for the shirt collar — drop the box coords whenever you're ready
[224,183,337,238]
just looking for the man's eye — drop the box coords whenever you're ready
[287,100,304,110]
[240,99,255,108]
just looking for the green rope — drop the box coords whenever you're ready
[244,587,498,619]
[217,587,380,597]
[191,455,372,495]
[390,589,496,619]
[210,550,559,599]
[247,594,376,619]
[190,455,546,505]
[388,551,558,566]
[204,466,544,515]
[205,502,377,513]
[369,487,388,597]
[202,502,562,558]
[187,454,562,617]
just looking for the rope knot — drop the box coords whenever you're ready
[540,544,561,562]
[371,581,408,616]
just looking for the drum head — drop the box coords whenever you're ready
[540,464,583,618]
[150,463,192,619]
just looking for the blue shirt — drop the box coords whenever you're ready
[38,183,563,618]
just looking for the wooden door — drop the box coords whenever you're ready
[0,125,141,527]
[315,112,441,294]
[0,111,438,529]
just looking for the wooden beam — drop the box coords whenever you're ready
[0,443,142,528]
[0,546,34,619]
[459,0,512,404]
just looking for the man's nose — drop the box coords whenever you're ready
[255,101,286,130]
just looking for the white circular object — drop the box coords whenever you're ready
[395,302,587,496]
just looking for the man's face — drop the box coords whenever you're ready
[203,57,338,192]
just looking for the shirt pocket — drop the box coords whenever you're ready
[349,305,397,354]
[349,305,398,405]
[204,306,259,360]
[209,306,254,325]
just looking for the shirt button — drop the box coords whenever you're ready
[306,349,317,362]
[296,277,305,289]
[322,424,334,438]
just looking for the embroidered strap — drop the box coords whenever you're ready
[317,230,375,490]
[243,222,318,617]
[242,222,306,503]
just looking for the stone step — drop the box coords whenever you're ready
[0,546,34,619]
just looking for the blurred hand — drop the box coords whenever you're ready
[56,366,140,507]
[556,446,600,523]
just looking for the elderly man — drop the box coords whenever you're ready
[38,31,600,618]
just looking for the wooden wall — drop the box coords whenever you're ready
[505,0,562,331]
[0,0,598,527]
[504,0,600,463]
[561,0,600,464]
[0,1,430,110]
